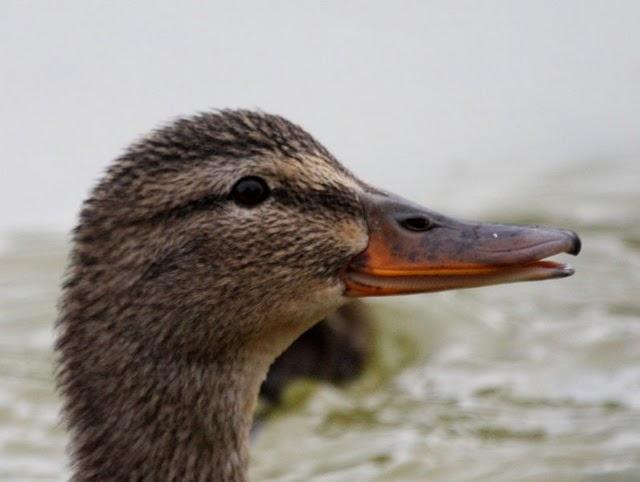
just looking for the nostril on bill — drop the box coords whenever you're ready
[398,216,433,232]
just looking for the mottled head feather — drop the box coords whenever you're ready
[56,110,370,481]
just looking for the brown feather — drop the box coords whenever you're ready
[56,110,369,481]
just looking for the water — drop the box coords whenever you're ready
[1,158,639,481]
[2,2,640,479]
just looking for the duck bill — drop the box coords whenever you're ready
[344,192,581,297]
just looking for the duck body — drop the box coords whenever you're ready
[56,110,580,481]
[261,301,371,404]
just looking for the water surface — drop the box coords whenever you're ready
[1,159,639,481]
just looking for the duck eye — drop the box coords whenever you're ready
[230,176,271,207]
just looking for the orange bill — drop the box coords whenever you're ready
[343,192,581,297]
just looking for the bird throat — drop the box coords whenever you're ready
[73,351,269,481]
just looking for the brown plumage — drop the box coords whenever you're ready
[56,109,581,481]
[261,301,371,404]
[57,110,371,481]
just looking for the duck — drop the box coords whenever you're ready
[56,109,581,481]
[260,300,372,405]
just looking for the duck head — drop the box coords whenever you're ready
[71,111,578,358]
[58,110,580,481]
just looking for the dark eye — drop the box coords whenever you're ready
[399,215,434,232]
[230,176,271,207]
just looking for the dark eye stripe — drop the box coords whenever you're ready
[145,194,227,224]
[272,188,362,217]
[142,185,361,225]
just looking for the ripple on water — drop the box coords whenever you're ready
[2,161,640,481]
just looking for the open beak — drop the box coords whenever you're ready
[344,192,581,297]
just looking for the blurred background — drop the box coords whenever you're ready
[1,1,639,481]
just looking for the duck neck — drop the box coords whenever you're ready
[59,232,332,481]
[63,337,271,482]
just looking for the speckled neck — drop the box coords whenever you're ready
[61,328,272,482]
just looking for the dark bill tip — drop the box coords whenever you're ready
[563,230,582,256]
[556,264,575,278]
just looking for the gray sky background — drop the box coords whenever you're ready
[1,1,639,233]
